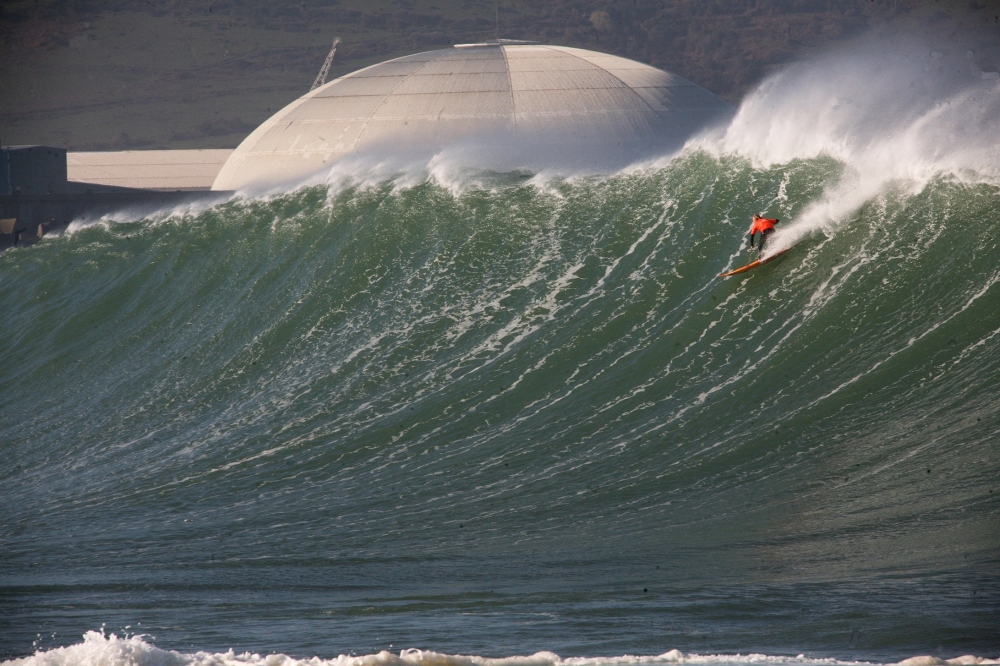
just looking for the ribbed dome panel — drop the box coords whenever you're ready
[212,44,731,190]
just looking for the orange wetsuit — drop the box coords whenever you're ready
[748,217,778,255]
[750,217,777,236]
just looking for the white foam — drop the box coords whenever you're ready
[6,633,998,666]
[221,129,658,206]
[61,191,236,235]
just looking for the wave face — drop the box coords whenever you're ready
[1,38,999,665]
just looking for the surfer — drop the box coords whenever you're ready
[748,214,778,258]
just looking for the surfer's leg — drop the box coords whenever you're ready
[758,229,772,257]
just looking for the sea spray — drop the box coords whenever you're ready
[689,36,1000,255]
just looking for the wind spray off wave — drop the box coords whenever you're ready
[689,37,1000,255]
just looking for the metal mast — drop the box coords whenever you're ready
[310,37,341,91]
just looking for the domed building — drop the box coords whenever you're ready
[212,42,732,190]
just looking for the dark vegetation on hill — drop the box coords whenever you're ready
[1,0,997,150]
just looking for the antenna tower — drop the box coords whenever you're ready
[310,37,342,91]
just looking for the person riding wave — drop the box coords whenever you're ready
[748,214,778,259]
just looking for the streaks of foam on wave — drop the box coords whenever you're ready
[801,266,1000,411]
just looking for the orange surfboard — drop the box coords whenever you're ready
[718,247,792,278]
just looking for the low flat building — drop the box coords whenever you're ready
[67,149,233,191]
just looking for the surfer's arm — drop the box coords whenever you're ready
[747,231,755,248]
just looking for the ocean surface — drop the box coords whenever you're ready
[2,40,998,666]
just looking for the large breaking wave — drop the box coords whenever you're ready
[2,35,998,665]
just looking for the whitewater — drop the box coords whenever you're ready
[1,38,998,666]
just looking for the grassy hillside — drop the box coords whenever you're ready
[1,0,997,150]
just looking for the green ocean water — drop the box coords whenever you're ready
[2,42,999,666]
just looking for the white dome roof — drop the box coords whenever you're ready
[212,43,731,190]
